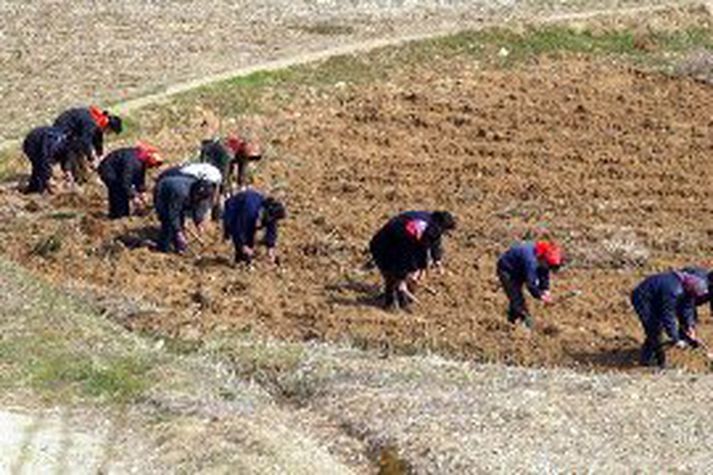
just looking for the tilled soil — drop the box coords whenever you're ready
[3,56,713,371]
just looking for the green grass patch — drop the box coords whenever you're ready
[0,258,157,405]
[29,352,150,403]
[290,22,355,36]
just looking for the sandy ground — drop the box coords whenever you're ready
[0,0,682,144]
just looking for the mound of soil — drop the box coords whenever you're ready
[4,56,713,371]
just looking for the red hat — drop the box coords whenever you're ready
[534,241,563,266]
[135,141,162,168]
[89,105,110,130]
[224,135,246,155]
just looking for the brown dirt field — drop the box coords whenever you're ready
[3,55,713,372]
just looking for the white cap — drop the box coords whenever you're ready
[181,163,222,185]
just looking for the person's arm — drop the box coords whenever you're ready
[121,159,136,199]
[678,298,699,346]
[264,221,279,263]
[661,293,681,342]
[430,235,444,266]
[524,256,544,299]
[92,127,104,158]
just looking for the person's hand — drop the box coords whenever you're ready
[267,247,278,265]
[242,246,254,258]
[175,231,188,253]
[432,261,445,275]
[541,291,554,305]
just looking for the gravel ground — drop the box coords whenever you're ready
[0,0,683,143]
[294,346,713,473]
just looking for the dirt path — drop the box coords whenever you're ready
[0,0,689,148]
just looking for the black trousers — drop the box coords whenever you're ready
[106,184,130,219]
[631,294,666,367]
[497,266,529,322]
[27,156,52,193]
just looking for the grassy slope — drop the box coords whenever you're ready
[0,256,357,473]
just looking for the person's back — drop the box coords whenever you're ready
[23,126,69,193]
[498,243,537,281]
[155,175,193,218]
[223,189,264,245]
[632,272,682,313]
[98,148,136,182]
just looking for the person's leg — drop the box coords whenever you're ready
[107,185,121,219]
[632,293,661,367]
[640,325,664,367]
[383,273,399,310]
[498,267,529,324]
[157,221,171,253]
[115,188,130,218]
[27,157,46,193]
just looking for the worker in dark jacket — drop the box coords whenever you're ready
[154,175,216,254]
[370,210,456,310]
[497,241,563,328]
[54,105,123,183]
[631,270,709,367]
[222,189,286,264]
[22,126,71,194]
[98,142,163,219]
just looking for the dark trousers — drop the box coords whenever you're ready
[106,184,130,219]
[381,272,413,309]
[158,223,185,253]
[27,156,52,193]
[497,267,529,322]
[632,294,666,367]
[233,240,252,264]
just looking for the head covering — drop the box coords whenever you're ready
[89,105,110,130]
[405,219,429,241]
[224,135,246,155]
[135,141,162,168]
[677,271,709,298]
[534,241,563,267]
[181,162,222,185]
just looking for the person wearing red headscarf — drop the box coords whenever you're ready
[199,134,262,190]
[496,240,564,328]
[54,105,123,183]
[98,142,162,219]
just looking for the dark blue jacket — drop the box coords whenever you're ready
[23,126,69,166]
[223,190,278,248]
[497,242,550,299]
[54,107,103,157]
[98,148,146,198]
[632,272,698,341]
[370,211,443,276]
[154,175,208,234]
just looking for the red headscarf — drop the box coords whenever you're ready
[534,241,563,266]
[89,105,110,130]
[135,141,162,168]
[224,135,246,155]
